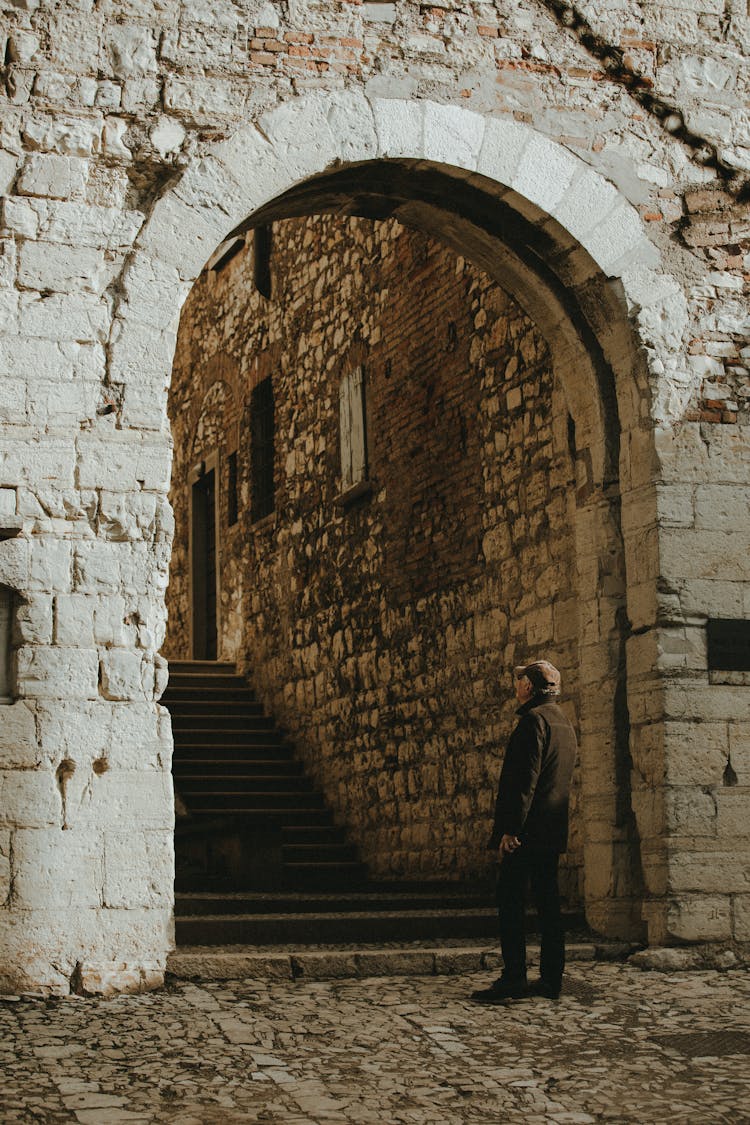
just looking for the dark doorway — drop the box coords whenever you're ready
[191,463,218,660]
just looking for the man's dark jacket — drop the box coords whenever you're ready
[489,694,577,854]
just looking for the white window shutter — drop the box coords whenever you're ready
[340,367,367,491]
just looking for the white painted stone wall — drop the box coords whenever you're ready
[0,0,747,992]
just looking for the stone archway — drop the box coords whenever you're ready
[2,92,691,993]
[117,93,680,943]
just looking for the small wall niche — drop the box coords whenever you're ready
[0,585,13,703]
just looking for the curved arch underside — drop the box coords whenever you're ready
[234,159,642,486]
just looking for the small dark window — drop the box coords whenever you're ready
[707,619,750,672]
[254,224,273,299]
[227,450,238,527]
[0,585,12,703]
[251,378,275,522]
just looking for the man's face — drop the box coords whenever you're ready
[515,673,533,704]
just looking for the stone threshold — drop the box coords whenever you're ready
[167,939,635,982]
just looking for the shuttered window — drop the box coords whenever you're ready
[339,366,368,492]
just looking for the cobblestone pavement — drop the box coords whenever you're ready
[2,962,750,1124]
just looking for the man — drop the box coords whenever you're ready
[471,659,577,1003]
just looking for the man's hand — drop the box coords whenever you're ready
[500,834,521,857]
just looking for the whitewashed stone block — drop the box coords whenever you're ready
[0,537,31,591]
[100,650,144,701]
[103,829,172,908]
[553,167,620,240]
[29,539,72,593]
[17,242,105,294]
[669,852,749,895]
[18,154,88,200]
[0,150,18,195]
[78,769,173,830]
[259,94,342,184]
[105,25,157,79]
[108,318,178,384]
[19,292,110,342]
[734,895,750,941]
[423,102,485,170]
[15,593,53,644]
[372,97,425,159]
[511,135,578,216]
[583,201,658,276]
[694,484,750,531]
[477,116,530,188]
[119,255,187,332]
[0,769,59,829]
[12,827,105,910]
[663,721,728,786]
[55,594,95,646]
[666,895,732,941]
[3,197,38,238]
[16,645,99,700]
[0,701,38,769]
[73,541,122,594]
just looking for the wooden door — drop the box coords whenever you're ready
[191,464,219,660]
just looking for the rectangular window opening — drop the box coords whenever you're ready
[254,224,273,300]
[0,586,12,703]
[227,450,239,527]
[251,378,275,522]
[338,366,370,503]
[707,618,750,672]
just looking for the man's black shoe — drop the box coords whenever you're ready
[527,979,561,1000]
[470,978,527,1003]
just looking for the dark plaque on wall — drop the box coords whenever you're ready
[707,619,750,672]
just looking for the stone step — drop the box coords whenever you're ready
[163,684,258,700]
[169,703,272,720]
[164,670,246,688]
[175,907,502,946]
[173,759,304,776]
[177,774,314,794]
[166,940,632,982]
[281,843,360,863]
[175,888,500,916]
[166,665,369,893]
[173,728,286,746]
[169,661,237,676]
[280,825,349,844]
[179,791,328,812]
[173,747,296,765]
[176,808,335,826]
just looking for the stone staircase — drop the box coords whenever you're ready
[164,661,581,951]
[165,660,368,896]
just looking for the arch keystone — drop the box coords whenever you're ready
[259,91,377,184]
[422,102,485,170]
[477,117,531,190]
[372,97,426,159]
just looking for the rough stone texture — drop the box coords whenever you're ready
[0,0,746,992]
[165,215,585,895]
[2,964,750,1123]
[166,940,629,983]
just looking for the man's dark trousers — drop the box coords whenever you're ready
[496,846,564,989]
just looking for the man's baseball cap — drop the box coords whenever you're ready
[514,660,561,694]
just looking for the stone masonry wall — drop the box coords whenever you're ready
[0,0,747,990]
[166,214,583,892]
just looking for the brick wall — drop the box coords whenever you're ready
[167,214,582,894]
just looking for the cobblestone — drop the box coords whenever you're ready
[2,962,749,1123]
